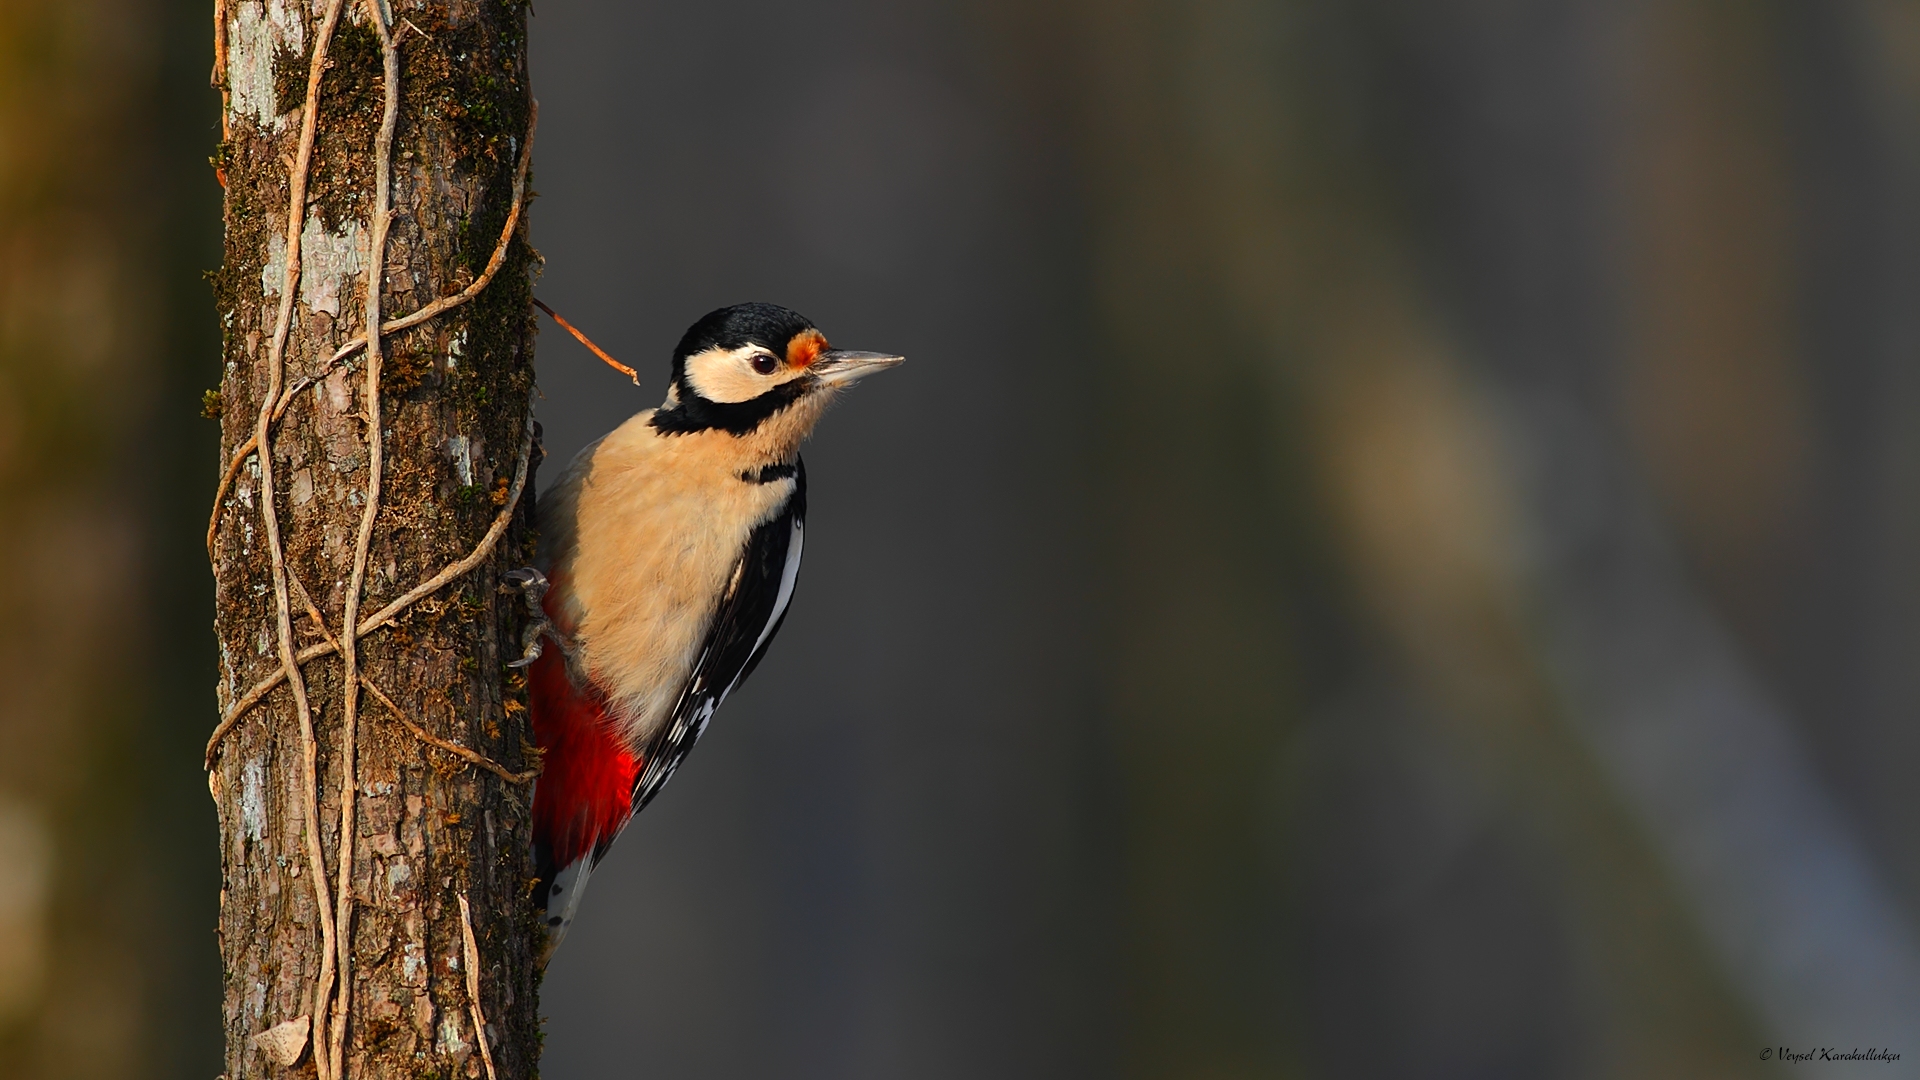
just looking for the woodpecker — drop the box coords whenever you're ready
[515,302,901,952]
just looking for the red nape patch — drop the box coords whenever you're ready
[528,647,640,870]
[786,329,828,368]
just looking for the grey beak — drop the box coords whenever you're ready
[811,349,905,386]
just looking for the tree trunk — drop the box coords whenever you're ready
[207,2,540,1078]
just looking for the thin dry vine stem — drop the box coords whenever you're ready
[534,298,639,384]
[285,572,534,785]
[206,379,312,561]
[239,2,349,1076]
[206,404,535,767]
[266,7,348,1076]
[458,894,501,1080]
[206,103,538,562]
[214,7,536,1072]
[371,99,534,338]
[212,0,230,144]
[362,679,538,784]
[326,6,402,1073]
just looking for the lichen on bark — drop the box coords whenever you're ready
[208,2,542,1077]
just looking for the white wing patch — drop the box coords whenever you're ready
[736,515,804,695]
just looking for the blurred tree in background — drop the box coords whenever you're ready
[5,1,1920,1078]
[0,0,216,1077]
[1040,1,1920,1074]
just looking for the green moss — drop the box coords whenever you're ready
[320,19,383,114]
[272,44,305,115]
[309,18,383,232]
[385,343,432,396]
[215,4,544,1071]
[210,152,275,427]
[407,15,530,182]
[201,389,223,420]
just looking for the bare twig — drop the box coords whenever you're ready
[206,402,536,767]
[206,104,537,563]
[534,298,640,385]
[457,895,500,1080]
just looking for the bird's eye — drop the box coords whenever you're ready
[750,354,779,375]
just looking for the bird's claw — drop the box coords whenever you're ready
[506,631,546,669]
[502,567,550,609]
[502,567,570,668]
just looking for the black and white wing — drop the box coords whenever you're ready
[630,460,807,815]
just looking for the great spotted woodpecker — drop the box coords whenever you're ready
[513,302,901,953]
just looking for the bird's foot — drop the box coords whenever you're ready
[501,568,573,668]
[502,567,550,612]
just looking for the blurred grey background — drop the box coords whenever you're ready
[5,0,1920,1077]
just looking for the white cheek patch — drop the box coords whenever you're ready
[683,346,799,404]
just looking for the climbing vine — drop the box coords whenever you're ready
[205,2,540,1076]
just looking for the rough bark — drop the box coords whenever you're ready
[207,2,541,1078]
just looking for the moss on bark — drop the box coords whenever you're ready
[208,3,542,1076]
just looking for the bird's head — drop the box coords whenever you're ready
[650,302,903,438]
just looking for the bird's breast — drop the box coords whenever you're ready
[545,415,796,748]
